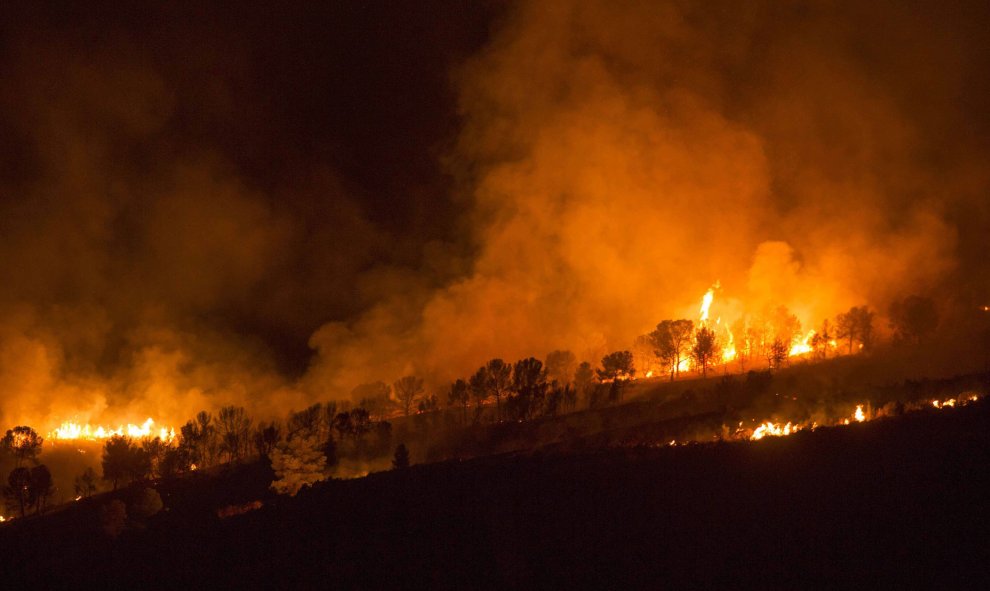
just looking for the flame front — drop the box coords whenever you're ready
[49,418,176,443]
[789,330,816,357]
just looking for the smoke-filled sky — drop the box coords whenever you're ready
[1,1,989,427]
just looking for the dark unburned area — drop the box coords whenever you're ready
[2,391,988,588]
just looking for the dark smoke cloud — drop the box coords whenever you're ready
[1,1,988,429]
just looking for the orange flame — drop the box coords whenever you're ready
[48,418,177,443]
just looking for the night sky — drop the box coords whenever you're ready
[1,1,989,425]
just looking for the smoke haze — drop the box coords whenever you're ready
[1,1,988,428]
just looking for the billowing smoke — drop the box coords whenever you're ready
[307,0,980,391]
[1,1,988,430]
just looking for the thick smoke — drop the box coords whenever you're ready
[1,1,988,430]
[307,0,981,392]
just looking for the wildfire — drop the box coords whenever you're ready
[751,421,801,440]
[788,330,816,357]
[748,404,867,441]
[699,282,717,324]
[854,404,866,422]
[48,418,176,443]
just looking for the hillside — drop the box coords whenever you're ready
[2,394,988,588]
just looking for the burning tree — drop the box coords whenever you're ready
[1,426,43,467]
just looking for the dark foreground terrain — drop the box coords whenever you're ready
[3,399,990,589]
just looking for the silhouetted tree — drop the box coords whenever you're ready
[141,437,171,479]
[691,327,720,377]
[468,365,490,422]
[809,319,833,360]
[392,443,410,470]
[574,361,595,406]
[597,351,635,381]
[650,319,694,380]
[597,351,635,402]
[179,411,218,468]
[545,350,577,386]
[74,467,99,498]
[159,446,192,478]
[836,306,875,353]
[484,359,512,421]
[889,295,939,344]
[217,406,252,463]
[447,379,470,424]
[352,382,391,421]
[253,421,282,458]
[394,375,424,417]
[287,404,323,440]
[509,357,548,420]
[351,408,372,452]
[767,338,788,370]
[27,465,53,515]
[102,435,150,490]
[1,426,43,467]
[417,394,439,413]
[5,467,30,517]
[333,412,353,442]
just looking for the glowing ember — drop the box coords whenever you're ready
[49,418,177,443]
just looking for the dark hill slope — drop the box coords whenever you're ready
[2,402,989,589]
